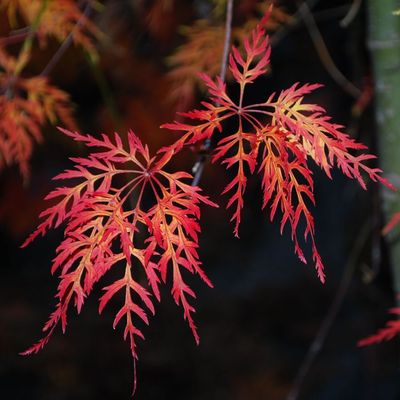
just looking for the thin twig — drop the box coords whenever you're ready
[296,0,361,98]
[285,220,371,400]
[40,0,92,76]
[270,0,320,46]
[219,0,234,82]
[313,5,356,22]
[340,0,362,28]
[0,31,29,46]
[271,2,354,46]
[191,0,234,187]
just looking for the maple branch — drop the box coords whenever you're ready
[270,0,320,46]
[285,220,371,400]
[368,0,400,304]
[270,1,354,46]
[296,0,361,98]
[40,0,92,77]
[219,0,234,82]
[191,0,234,187]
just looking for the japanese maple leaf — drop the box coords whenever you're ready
[22,128,217,362]
[162,12,394,283]
[2,0,100,53]
[167,1,290,108]
[0,44,76,178]
[358,307,400,346]
[0,72,75,179]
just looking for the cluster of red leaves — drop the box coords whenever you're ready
[163,13,394,283]
[22,128,217,359]
[21,7,395,394]
[0,0,101,178]
[1,0,100,52]
[0,51,75,178]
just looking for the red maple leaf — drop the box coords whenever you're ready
[162,13,394,283]
[21,128,217,360]
[0,56,76,179]
[358,307,400,346]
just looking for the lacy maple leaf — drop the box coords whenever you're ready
[167,20,225,108]
[382,212,400,235]
[22,128,216,360]
[0,0,95,179]
[0,47,76,178]
[167,0,289,109]
[162,13,394,283]
[358,307,400,346]
[1,0,100,52]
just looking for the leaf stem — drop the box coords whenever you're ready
[219,0,234,82]
[191,0,234,187]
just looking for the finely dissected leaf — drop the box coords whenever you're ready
[212,125,258,237]
[0,96,42,178]
[22,128,216,361]
[1,0,100,53]
[358,307,400,346]
[0,0,100,178]
[167,20,225,109]
[167,0,288,108]
[146,187,214,342]
[0,53,75,178]
[269,82,393,190]
[22,76,76,129]
[382,212,400,235]
[163,11,393,282]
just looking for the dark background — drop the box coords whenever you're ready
[1,1,399,399]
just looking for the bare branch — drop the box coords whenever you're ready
[340,0,362,28]
[296,0,361,98]
[40,0,93,77]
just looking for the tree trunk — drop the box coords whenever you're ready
[368,1,400,294]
